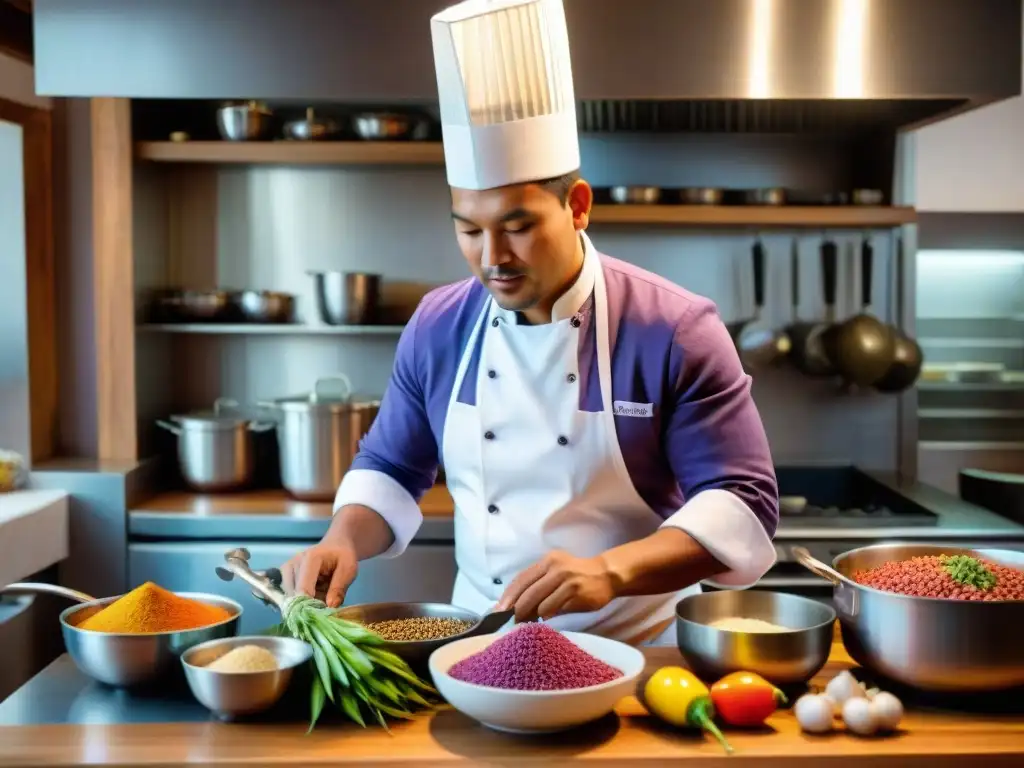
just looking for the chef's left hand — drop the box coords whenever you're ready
[495,550,617,622]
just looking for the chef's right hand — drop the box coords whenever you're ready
[281,542,358,608]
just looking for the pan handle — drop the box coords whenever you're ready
[0,582,97,604]
[860,236,874,311]
[790,239,800,312]
[752,239,766,311]
[791,546,847,586]
[821,239,838,321]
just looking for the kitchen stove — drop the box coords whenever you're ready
[776,466,938,529]
[729,465,1024,603]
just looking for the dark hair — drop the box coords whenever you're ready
[537,170,581,206]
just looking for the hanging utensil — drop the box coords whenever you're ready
[737,238,791,368]
[874,235,925,393]
[725,249,754,343]
[787,238,838,377]
[822,235,896,387]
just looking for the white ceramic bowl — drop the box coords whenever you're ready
[428,630,645,734]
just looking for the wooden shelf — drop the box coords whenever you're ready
[589,204,917,228]
[137,323,406,336]
[133,485,454,519]
[135,140,445,165]
[134,141,915,228]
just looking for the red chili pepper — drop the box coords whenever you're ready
[709,671,787,727]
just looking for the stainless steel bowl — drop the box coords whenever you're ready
[678,187,724,205]
[235,290,295,323]
[352,112,430,141]
[334,602,512,667]
[60,592,242,687]
[610,185,661,205]
[675,590,836,685]
[282,108,340,141]
[796,543,1024,692]
[216,102,273,142]
[181,635,313,720]
[308,270,381,326]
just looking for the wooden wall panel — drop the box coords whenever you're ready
[91,97,136,460]
[0,96,58,464]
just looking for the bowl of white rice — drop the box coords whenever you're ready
[675,590,836,685]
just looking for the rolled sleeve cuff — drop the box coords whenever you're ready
[333,469,424,559]
[660,488,777,588]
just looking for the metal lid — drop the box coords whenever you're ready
[170,398,254,430]
[269,375,381,413]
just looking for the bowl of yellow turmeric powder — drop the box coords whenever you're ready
[57,581,242,687]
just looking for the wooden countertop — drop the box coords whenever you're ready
[132,484,455,519]
[1,643,1021,767]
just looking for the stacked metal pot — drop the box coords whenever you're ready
[258,375,380,501]
[157,375,380,500]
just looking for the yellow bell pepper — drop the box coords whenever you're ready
[643,667,733,753]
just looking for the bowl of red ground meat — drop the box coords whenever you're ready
[428,623,645,734]
[795,543,1024,692]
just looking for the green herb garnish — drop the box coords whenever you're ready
[269,595,437,732]
[940,555,997,591]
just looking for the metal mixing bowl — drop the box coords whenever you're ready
[216,102,273,141]
[675,590,836,685]
[796,543,1024,692]
[334,602,512,667]
[308,270,380,325]
[181,635,313,720]
[352,112,430,141]
[60,592,242,687]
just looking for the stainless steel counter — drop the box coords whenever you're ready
[0,655,307,726]
[127,472,1024,543]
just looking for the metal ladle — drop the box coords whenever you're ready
[736,237,792,369]
[787,237,839,377]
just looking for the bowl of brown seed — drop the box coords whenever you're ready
[334,602,512,669]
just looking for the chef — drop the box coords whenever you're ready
[281,0,779,646]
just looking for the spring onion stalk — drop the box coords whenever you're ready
[940,555,998,591]
[266,595,437,731]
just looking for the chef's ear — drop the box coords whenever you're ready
[567,179,593,231]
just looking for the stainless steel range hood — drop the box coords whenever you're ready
[33,0,1022,134]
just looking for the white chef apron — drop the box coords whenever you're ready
[441,233,698,647]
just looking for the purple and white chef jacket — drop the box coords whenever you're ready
[334,248,780,586]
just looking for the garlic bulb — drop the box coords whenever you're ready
[842,697,878,736]
[868,691,904,731]
[825,671,866,712]
[795,693,835,734]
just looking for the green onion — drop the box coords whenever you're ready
[270,595,438,732]
[940,554,998,591]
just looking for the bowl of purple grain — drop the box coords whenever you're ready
[427,622,645,734]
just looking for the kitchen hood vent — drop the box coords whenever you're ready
[33,0,1022,136]
[577,100,966,135]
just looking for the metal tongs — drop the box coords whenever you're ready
[216,547,287,609]
[215,547,515,636]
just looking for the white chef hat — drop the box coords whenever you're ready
[430,0,581,191]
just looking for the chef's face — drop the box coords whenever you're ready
[451,175,592,322]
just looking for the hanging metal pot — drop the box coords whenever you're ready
[874,236,925,393]
[259,375,381,502]
[821,236,896,387]
[156,399,275,492]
